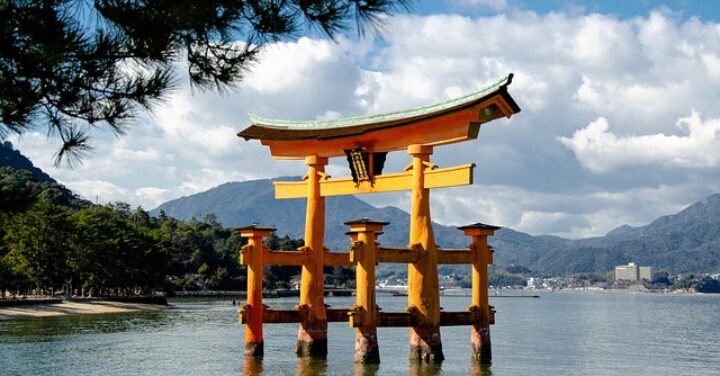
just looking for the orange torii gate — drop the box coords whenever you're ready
[236,74,520,364]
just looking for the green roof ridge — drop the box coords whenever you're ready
[248,74,513,129]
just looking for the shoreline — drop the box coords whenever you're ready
[0,299,168,320]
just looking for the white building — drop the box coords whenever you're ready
[526,277,541,289]
[615,263,640,281]
[639,266,655,281]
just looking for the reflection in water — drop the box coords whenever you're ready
[408,360,442,376]
[353,362,380,376]
[296,356,328,376]
[242,357,263,375]
[407,360,492,376]
[470,361,493,376]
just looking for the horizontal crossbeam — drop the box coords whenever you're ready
[242,246,484,266]
[240,247,352,266]
[378,247,420,263]
[274,164,475,199]
[436,249,473,264]
[346,310,496,327]
[378,312,416,327]
[245,308,351,324]
[324,251,352,266]
[248,307,496,326]
[264,249,305,265]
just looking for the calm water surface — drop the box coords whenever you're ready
[1,292,719,375]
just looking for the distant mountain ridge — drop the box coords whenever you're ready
[151,178,470,251]
[497,194,720,275]
[152,178,720,275]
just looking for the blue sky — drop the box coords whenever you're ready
[11,0,720,238]
[414,0,720,21]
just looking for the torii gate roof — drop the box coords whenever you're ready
[238,74,520,159]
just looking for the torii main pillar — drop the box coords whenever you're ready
[407,144,444,361]
[296,155,328,356]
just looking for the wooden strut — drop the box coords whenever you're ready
[460,224,499,365]
[345,219,385,363]
[237,225,276,357]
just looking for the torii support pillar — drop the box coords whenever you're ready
[407,144,444,362]
[297,155,329,357]
[459,223,500,364]
[238,224,276,357]
[346,218,388,364]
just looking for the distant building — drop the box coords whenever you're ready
[615,262,656,282]
[615,263,640,281]
[639,266,655,281]
[526,277,541,289]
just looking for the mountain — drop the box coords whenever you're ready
[151,178,472,251]
[520,194,720,275]
[1,142,91,210]
[1,141,53,182]
[153,179,720,275]
[573,194,720,272]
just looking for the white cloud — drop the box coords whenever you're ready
[177,168,257,195]
[244,38,340,94]
[559,113,720,173]
[9,8,720,239]
[134,187,172,208]
[112,147,161,161]
[66,180,130,204]
[701,53,720,81]
[451,0,508,11]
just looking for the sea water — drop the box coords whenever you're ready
[1,292,719,375]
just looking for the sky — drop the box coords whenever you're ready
[10,0,720,239]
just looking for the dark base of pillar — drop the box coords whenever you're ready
[297,322,328,357]
[354,331,380,363]
[245,341,264,357]
[471,325,491,364]
[296,338,328,357]
[409,327,444,362]
[471,343,492,364]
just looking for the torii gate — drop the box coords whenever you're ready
[236,74,520,363]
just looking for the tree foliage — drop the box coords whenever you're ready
[0,165,359,296]
[0,0,411,165]
[4,200,74,293]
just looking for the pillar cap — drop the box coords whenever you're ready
[305,155,329,166]
[344,217,390,226]
[457,223,501,231]
[458,222,501,236]
[237,224,276,236]
[345,217,389,233]
[407,144,433,155]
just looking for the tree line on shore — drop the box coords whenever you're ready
[0,166,353,298]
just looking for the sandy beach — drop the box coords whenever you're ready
[0,300,167,320]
